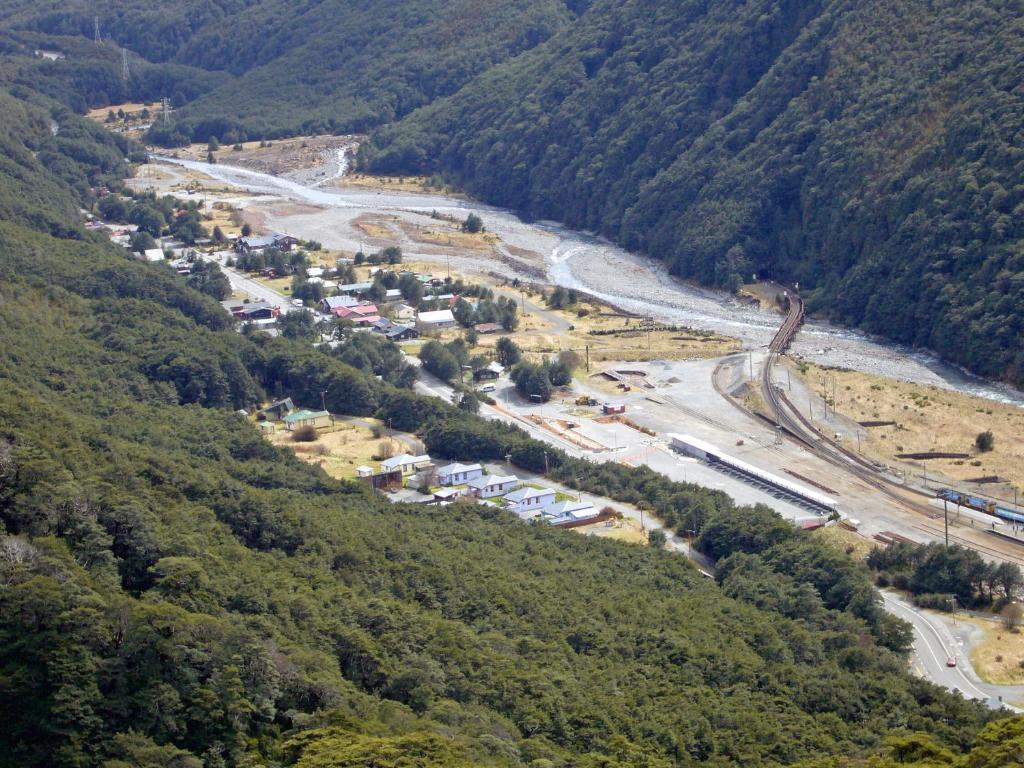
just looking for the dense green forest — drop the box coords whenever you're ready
[361,0,1024,386]
[0,0,585,143]
[2,0,1022,385]
[2,78,1023,765]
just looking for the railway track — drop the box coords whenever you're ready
[758,291,1024,563]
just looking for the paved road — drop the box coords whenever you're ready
[880,591,1022,710]
[203,252,297,314]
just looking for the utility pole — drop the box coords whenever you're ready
[944,498,949,546]
[585,344,590,372]
[543,451,549,474]
[748,351,753,381]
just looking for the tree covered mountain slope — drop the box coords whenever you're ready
[0,0,586,141]
[362,0,1024,385]
[0,85,1015,766]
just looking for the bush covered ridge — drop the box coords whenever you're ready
[0,84,1018,766]
[0,0,584,143]
[361,0,1024,385]
[2,0,1021,384]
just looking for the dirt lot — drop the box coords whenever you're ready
[266,421,402,479]
[796,361,1024,492]
[578,515,649,545]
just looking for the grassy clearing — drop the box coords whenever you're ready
[578,516,649,545]
[812,525,875,560]
[335,172,452,195]
[266,421,403,479]
[255,276,293,293]
[396,219,497,251]
[797,362,1024,491]
[965,616,1024,685]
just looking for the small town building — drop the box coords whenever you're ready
[320,295,360,313]
[417,309,456,331]
[141,248,164,262]
[234,232,298,254]
[384,288,403,302]
[356,465,374,478]
[393,304,416,321]
[503,486,557,514]
[380,453,434,477]
[337,281,374,295]
[540,500,599,525]
[332,304,380,325]
[473,361,505,381]
[221,299,246,317]
[432,487,462,503]
[437,462,484,486]
[283,409,331,431]
[602,403,626,415]
[238,302,280,320]
[256,397,294,421]
[306,267,324,278]
[467,474,519,499]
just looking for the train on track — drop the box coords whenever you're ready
[937,488,1024,525]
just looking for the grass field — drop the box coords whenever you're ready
[965,615,1024,685]
[796,362,1024,492]
[266,421,403,479]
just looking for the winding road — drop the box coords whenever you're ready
[881,591,1022,709]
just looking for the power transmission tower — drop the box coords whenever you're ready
[93,16,101,45]
[121,48,130,82]
[161,97,171,127]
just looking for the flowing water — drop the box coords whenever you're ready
[156,156,1024,406]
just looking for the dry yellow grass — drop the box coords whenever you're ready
[812,525,875,560]
[255,276,293,294]
[396,220,497,252]
[964,616,1024,685]
[87,102,153,121]
[798,362,1024,491]
[267,422,402,479]
[335,172,450,195]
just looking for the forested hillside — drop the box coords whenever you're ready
[3,0,1022,384]
[0,0,585,142]
[0,83,1019,766]
[362,0,1024,385]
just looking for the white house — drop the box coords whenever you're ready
[393,303,417,321]
[380,453,433,477]
[467,474,518,499]
[416,309,456,331]
[503,486,557,514]
[436,462,483,486]
[141,248,164,262]
[539,499,598,525]
[306,267,325,278]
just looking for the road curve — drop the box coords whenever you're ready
[880,591,1021,710]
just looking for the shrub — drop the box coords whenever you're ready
[975,430,995,452]
[291,425,318,442]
